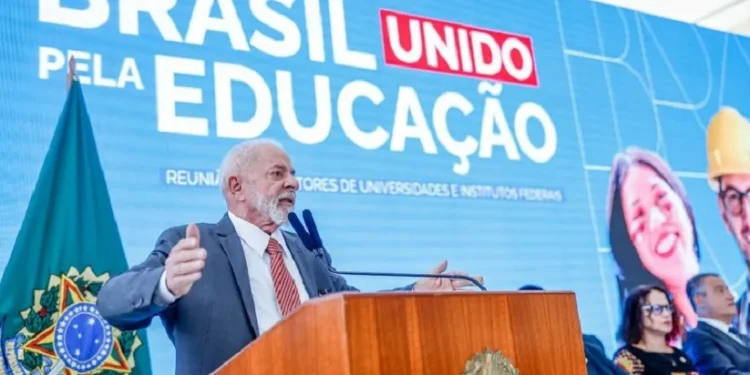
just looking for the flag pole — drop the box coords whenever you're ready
[66,56,77,90]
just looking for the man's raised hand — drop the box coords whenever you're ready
[165,223,207,298]
[412,260,484,292]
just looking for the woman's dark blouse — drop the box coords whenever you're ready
[613,345,698,375]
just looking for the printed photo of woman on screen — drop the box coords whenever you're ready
[607,146,701,328]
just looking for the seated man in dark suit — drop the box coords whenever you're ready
[517,285,626,375]
[684,273,750,374]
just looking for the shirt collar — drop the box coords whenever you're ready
[699,317,733,333]
[227,211,287,258]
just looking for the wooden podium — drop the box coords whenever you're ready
[212,292,587,374]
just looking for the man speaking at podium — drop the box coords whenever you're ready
[96,139,481,375]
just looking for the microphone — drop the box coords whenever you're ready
[288,212,316,251]
[288,211,328,261]
[302,210,324,250]
[287,210,487,291]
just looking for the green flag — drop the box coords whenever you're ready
[0,78,152,375]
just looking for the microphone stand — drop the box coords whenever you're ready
[329,269,488,291]
[288,211,487,292]
[311,247,487,291]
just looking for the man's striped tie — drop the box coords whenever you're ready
[266,238,301,316]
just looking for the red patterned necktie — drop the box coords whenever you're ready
[266,238,301,316]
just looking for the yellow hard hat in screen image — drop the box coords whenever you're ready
[706,107,750,192]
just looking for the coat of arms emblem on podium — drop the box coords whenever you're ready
[462,348,519,375]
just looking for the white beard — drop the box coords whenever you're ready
[252,191,294,225]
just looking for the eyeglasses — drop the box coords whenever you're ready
[641,304,674,315]
[720,187,750,217]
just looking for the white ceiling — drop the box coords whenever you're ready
[592,0,750,36]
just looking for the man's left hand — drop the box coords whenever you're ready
[413,260,484,292]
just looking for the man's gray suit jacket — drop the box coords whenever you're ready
[96,214,413,375]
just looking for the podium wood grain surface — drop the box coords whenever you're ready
[212,292,586,374]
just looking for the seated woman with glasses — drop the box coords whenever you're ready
[613,285,698,374]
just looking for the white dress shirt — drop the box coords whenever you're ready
[699,317,746,346]
[157,212,310,335]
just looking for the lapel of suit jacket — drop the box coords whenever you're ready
[698,321,749,352]
[282,230,318,297]
[216,213,259,336]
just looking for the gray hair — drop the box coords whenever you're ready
[686,272,721,311]
[218,139,284,195]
